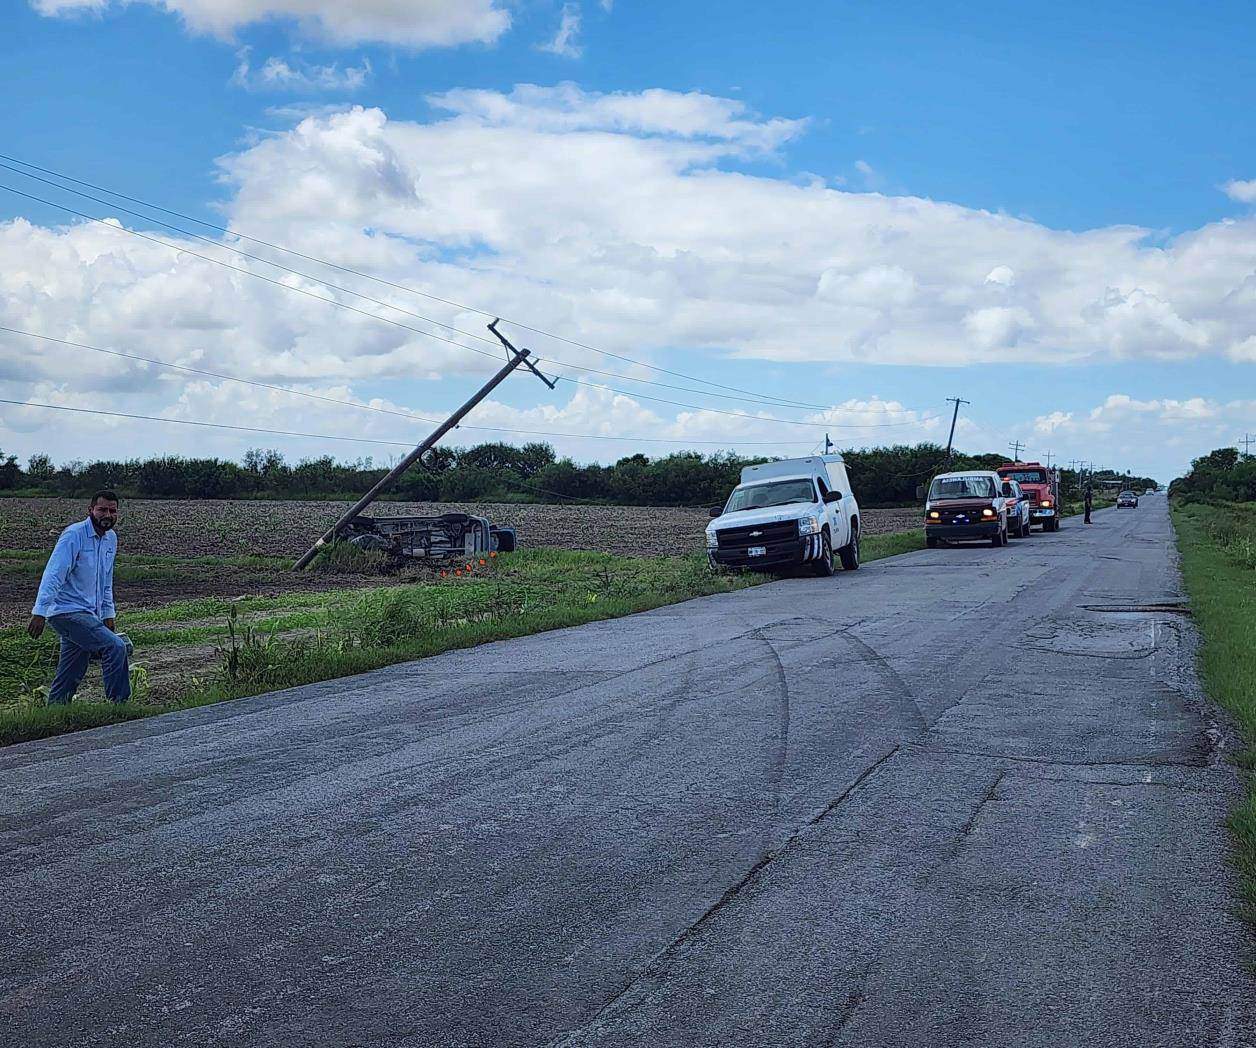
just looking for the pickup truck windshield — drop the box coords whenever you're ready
[929,476,996,500]
[725,479,816,512]
[1001,469,1047,484]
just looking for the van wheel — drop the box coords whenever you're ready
[838,526,860,570]
[813,531,835,577]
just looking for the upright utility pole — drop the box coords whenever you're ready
[293,321,555,570]
[943,397,969,465]
[1044,450,1054,469]
[1241,433,1255,458]
[1008,439,1025,462]
[824,433,834,454]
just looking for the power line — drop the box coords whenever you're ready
[0,326,820,447]
[0,155,831,412]
[4,182,943,432]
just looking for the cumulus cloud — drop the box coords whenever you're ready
[30,0,510,48]
[1223,179,1256,204]
[538,3,582,59]
[3,86,1256,467]
[1023,394,1253,479]
[230,49,371,92]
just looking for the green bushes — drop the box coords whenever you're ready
[5,442,1157,508]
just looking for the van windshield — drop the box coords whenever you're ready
[929,476,996,500]
[726,479,816,512]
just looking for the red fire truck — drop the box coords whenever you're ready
[996,462,1061,532]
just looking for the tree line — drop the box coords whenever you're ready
[0,442,1153,508]
[1169,447,1256,503]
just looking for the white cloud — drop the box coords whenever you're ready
[538,3,582,59]
[30,0,510,48]
[1022,394,1253,479]
[231,49,371,92]
[1223,179,1256,204]
[4,87,1256,470]
[427,83,808,153]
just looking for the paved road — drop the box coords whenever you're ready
[2,499,1253,1047]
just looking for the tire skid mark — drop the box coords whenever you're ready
[545,743,902,1048]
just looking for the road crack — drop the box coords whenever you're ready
[544,744,902,1047]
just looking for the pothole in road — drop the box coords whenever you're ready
[1079,602,1192,616]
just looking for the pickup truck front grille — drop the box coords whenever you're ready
[716,519,799,550]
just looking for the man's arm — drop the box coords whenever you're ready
[31,530,76,629]
[101,541,117,627]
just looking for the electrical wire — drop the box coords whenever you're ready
[0,398,727,506]
[0,157,831,412]
[0,325,821,447]
[8,180,946,432]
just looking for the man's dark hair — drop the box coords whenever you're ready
[90,490,120,506]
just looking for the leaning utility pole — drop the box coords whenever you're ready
[293,320,555,571]
[1008,439,1025,462]
[943,397,969,465]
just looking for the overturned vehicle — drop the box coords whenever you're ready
[341,513,517,562]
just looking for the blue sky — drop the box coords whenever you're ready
[2,0,1255,481]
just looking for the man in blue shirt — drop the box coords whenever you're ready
[27,490,131,704]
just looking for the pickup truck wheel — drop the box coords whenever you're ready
[838,526,860,570]
[813,531,835,577]
[926,536,939,549]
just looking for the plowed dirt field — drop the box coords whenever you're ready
[0,498,920,625]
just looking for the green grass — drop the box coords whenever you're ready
[1172,500,1256,927]
[0,533,926,749]
[863,528,924,560]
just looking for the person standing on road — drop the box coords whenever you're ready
[27,490,131,704]
[1084,484,1094,525]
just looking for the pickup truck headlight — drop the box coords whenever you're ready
[927,510,940,520]
[982,507,996,518]
[1040,498,1052,508]
[705,531,719,548]
[798,516,820,535]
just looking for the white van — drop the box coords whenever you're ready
[705,455,861,577]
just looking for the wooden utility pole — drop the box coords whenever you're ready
[1008,439,1025,462]
[943,397,969,465]
[1241,433,1255,458]
[293,321,555,570]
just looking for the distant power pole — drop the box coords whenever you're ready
[944,397,969,465]
[1044,450,1054,468]
[824,433,834,454]
[1008,439,1025,462]
[1241,433,1255,458]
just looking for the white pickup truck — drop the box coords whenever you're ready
[706,455,861,577]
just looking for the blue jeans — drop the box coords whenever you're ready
[47,612,131,704]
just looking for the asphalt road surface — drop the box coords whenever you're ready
[3,499,1253,1047]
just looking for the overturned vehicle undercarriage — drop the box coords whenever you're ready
[341,513,518,562]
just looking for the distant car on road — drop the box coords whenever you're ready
[924,470,1014,548]
[1000,478,1033,538]
[1117,490,1139,508]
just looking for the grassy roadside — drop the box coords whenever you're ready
[0,531,925,749]
[1171,500,1256,925]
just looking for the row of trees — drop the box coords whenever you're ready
[1170,447,1256,503]
[0,442,1154,508]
